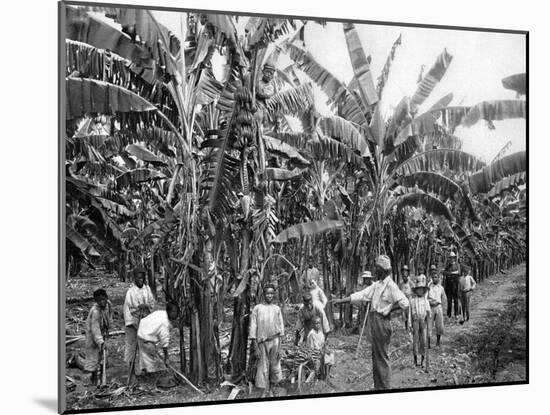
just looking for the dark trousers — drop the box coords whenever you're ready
[445,280,459,317]
[369,312,392,390]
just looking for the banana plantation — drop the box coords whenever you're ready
[62,4,527,409]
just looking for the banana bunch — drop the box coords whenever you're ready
[233,86,257,150]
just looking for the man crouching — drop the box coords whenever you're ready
[136,302,179,386]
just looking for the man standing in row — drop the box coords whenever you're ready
[443,251,460,319]
[332,255,410,390]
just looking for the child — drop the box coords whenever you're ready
[428,271,447,347]
[306,316,325,350]
[84,288,111,386]
[458,265,476,323]
[306,316,334,379]
[410,275,431,368]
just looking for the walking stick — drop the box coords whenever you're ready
[424,314,430,372]
[101,346,108,386]
[355,302,371,358]
[127,310,144,386]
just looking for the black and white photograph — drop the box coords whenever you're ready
[59,1,527,412]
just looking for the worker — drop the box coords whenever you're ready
[123,267,155,370]
[331,255,410,389]
[249,284,285,397]
[84,288,111,386]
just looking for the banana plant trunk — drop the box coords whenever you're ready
[228,227,252,379]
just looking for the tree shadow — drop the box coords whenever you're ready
[34,398,57,413]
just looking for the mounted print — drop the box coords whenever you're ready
[59,1,528,413]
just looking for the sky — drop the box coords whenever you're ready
[153,11,526,163]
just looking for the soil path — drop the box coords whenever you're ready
[312,264,527,394]
[65,265,526,409]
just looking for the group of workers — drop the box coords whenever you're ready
[82,267,178,387]
[80,252,477,395]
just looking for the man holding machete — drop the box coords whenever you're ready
[331,255,409,390]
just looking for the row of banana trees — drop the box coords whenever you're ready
[63,5,526,384]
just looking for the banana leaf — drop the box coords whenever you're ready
[285,43,368,128]
[502,73,526,96]
[376,34,402,98]
[468,151,526,194]
[487,172,526,198]
[389,192,454,221]
[265,168,302,181]
[462,100,526,127]
[318,116,371,158]
[393,149,485,178]
[342,23,378,105]
[410,49,453,112]
[66,224,100,257]
[263,136,310,167]
[125,144,167,166]
[274,220,345,243]
[116,168,165,188]
[66,77,156,119]
[394,171,463,202]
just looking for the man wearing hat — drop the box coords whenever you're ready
[399,265,413,330]
[443,251,460,319]
[256,60,277,101]
[332,255,409,389]
[410,274,431,368]
[295,291,330,346]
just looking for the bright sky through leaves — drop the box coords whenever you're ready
[154,11,526,163]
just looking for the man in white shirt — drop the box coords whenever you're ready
[123,267,155,369]
[249,284,285,397]
[136,302,178,381]
[332,255,410,389]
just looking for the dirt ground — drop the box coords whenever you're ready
[64,264,527,411]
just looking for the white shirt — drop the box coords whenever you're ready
[350,275,409,316]
[310,285,328,307]
[249,303,285,342]
[428,283,446,306]
[306,329,325,350]
[137,310,172,348]
[123,284,155,327]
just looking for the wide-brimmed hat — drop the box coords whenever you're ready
[413,274,429,294]
[375,255,392,271]
[360,271,374,279]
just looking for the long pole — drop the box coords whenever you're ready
[166,362,204,395]
[127,311,144,386]
[355,302,371,358]
[424,314,430,372]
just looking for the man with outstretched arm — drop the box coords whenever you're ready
[331,255,410,390]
